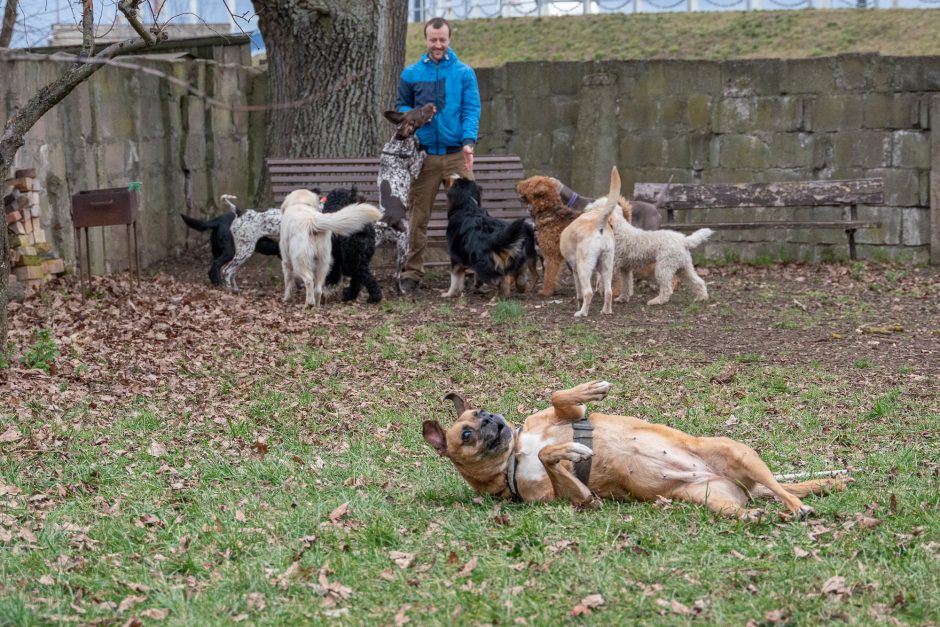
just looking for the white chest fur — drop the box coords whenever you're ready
[516,430,557,482]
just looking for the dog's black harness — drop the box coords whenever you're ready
[505,426,523,502]
[381,149,416,159]
[506,421,593,501]
[571,417,594,486]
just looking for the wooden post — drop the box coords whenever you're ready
[931,97,940,265]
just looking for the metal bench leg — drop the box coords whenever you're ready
[846,228,857,260]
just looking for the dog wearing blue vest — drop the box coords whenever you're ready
[423,381,850,519]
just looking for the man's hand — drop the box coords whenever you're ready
[463,144,474,172]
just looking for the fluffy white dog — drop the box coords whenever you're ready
[279,189,381,307]
[610,207,713,306]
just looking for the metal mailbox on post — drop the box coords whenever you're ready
[70,187,141,297]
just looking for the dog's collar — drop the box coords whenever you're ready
[505,426,523,502]
[565,191,579,209]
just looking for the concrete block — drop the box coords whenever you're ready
[553,95,580,127]
[891,130,930,168]
[767,132,814,169]
[721,59,783,97]
[862,92,921,129]
[549,62,583,96]
[504,62,553,98]
[717,134,770,170]
[900,207,930,246]
[834,54,878,92]
[832,131,891,168]
[892,56,940,91]
[715,98,755,134]
[810,94,865,132]
[618,98,658,132]
[686,94,712,131]
[866,168,923,206]
[781,58,836,95]
[856,205,900,245]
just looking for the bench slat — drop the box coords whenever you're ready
[634,178,884,209]
[663,220,882,231]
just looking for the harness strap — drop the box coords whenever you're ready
[571,417,593,486]
[505,426,523,502]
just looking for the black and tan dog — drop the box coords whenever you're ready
[442,176,538,299]
[423,381,850,519]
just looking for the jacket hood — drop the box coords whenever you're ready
[421,48,459,68]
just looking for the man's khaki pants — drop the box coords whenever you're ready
[401,152,473,282]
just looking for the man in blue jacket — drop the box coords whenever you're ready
[396,17,481,294]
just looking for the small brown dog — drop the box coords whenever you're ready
[423,380,850,519]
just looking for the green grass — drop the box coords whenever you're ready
[2,288,938,624]
[407,9,940,68]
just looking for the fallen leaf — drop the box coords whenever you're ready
[657,598,694,616]
[0,427,23,444]
[140,608,170,620]
[570,594,604,616]
[38,575,54,585]
[117,594,147,614]
[328,502,349,523]
[148,440,167,457]
[456,557,478,578]
[394,604,411,625]
[246,592,266,611]
[389,551,415,569]
[821,575,851,599]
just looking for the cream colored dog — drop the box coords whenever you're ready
[558,167,622,317]
[279,189,381,307]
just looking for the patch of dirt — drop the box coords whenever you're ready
[147,245,940,390]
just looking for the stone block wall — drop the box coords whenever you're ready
[2,53,265,274]
[477,54,937,263]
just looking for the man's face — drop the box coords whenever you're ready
[425,25,450,63]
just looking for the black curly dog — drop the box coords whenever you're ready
[442,177,538,299]
[323,187,383,304]
[180,212,279,286]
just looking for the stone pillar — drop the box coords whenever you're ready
[931,96,940,265]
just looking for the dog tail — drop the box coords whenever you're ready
[308,203,381,237]
[490,218,535,254]
[596,166,622,225]
[181,213,222,232]
[684,228,714,249]
[653,175,674,210]
[220,194,240,215]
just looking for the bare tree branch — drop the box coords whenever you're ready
[0,0,18,48]
[117,0,156,45]
[80,0,94,59]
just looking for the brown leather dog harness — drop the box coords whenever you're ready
[572,417,593,486]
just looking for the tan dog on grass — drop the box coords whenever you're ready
[423,381,850,519]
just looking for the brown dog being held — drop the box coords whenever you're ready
[423,381,851,520]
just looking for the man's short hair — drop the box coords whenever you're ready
[424,17,451,37]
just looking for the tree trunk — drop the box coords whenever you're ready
[251,0,407,203]
[0,0,17,48]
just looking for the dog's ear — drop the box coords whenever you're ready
[422,420,449,457]
[384,110,404,124]
[444,392,467,416]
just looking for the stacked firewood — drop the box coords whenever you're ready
[4,168,66,293]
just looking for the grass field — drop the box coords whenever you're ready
[406,9,940,66]
[2,262,938,624]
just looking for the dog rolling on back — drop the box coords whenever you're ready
[279,189,381,307]
[442,177,538,299]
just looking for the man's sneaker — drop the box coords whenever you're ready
[398,277,419,294]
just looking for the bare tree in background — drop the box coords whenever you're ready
[0,0,17,48]
[0,0,168,363]
[250,0,408,201]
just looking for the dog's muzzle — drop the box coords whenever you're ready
[478,410,512,452]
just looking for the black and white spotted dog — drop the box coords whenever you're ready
[378,104,436,289]
[219,195,284,291]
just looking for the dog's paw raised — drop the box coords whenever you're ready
[565,442,594,462]
[797,505,816,520]
[579,380,612,401]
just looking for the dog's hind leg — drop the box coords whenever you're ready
[671,480,763,521]
[695,437,814,519]
[223,241,256,291]
[361,269,383,304]
[678,264,709,302]
[282,259,296,302]
[539,256,563,297]
[750,476,852,499]
[614,269,634,303]
[573,258,597,317]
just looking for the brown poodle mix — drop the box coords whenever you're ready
[517,176,657,297]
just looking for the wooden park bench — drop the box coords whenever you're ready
[633,178,884,260]
[267,154,528,266]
